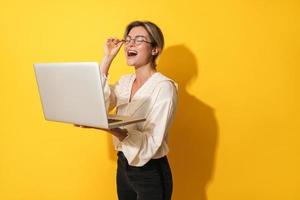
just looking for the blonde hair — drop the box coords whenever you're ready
[124,21,164,68]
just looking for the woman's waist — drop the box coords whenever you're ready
[117,151,168,168]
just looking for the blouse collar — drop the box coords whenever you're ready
[122,72,177,116]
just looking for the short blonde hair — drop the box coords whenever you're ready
[124,21,164,68]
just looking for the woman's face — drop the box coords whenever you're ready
[124,26,154,68]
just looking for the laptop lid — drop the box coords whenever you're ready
[34,62,110,129]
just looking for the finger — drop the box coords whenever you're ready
[116,41,123,48]
[111,128,125,133]
[113,40,120,45]
[112,37,122,45]
[106,37,114,44]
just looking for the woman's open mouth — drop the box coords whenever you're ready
[127,50,138,58]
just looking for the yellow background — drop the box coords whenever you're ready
[1,0,299,199]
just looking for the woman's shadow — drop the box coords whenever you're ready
[158,45,219,200]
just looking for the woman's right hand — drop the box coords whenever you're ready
[104,37,124,60]
[100,37,124,76]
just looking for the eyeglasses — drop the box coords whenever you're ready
[123,36,152,46]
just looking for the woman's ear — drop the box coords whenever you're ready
[151,47,159,56]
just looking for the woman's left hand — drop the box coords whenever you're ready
[110,128,128,141]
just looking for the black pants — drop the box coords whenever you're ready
[117,151,173,200]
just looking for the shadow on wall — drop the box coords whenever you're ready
[158,45,219,200]
[106,44,219,200]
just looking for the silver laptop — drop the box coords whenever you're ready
[33,62,145,129]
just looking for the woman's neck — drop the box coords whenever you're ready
[134,63,157,85]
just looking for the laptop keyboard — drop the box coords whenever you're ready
[108,118,122,123]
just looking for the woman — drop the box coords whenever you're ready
[84,21,177,200]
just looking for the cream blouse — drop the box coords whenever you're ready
[101,72,178,166]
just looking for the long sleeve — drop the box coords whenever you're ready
[119,81,177,166]
[100,73,117,112]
